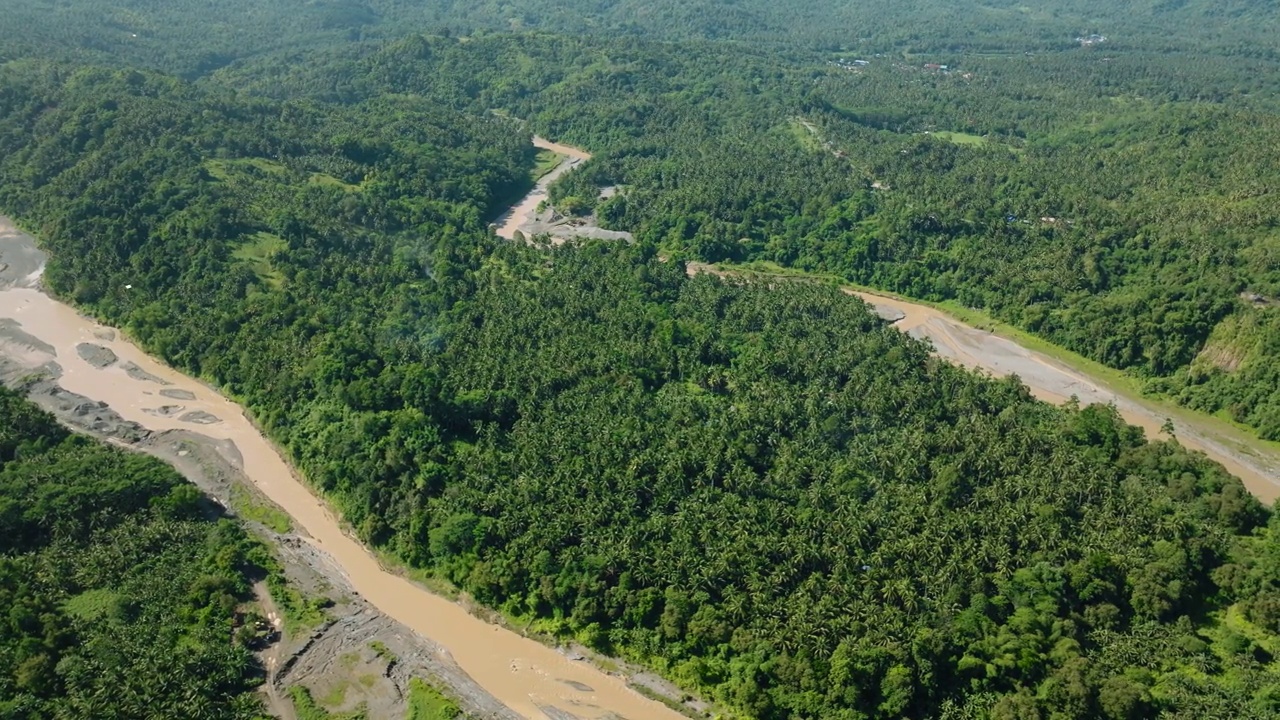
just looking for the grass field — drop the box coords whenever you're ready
[310,171,363,191]
[786,118,824,152]
[229,481,292,533]
[928,130,988,146]
[530,148,564,181]
[406,679,463,720]
[206,157,364,192]
[63,588,125,621]
[231,231,287,289]
[288,686,366,720]
[203,157,288,181]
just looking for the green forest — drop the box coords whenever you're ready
[0,387,266,719]
[198,26,1280,440]
[2,1,1280,718]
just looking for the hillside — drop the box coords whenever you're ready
[1,57,1279,716]
[5,0,1279,77]
[2,1,1280,719]
[203,29,1280,440]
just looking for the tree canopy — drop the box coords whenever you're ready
[0,387,267,719]
[2,1,1280,717]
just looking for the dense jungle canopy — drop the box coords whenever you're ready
[1,1,1279,718]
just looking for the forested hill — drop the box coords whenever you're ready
[206,29,1280,441]
[4,0,1279,77]
[1,56,1279,717]
[0,387,266,719]
[378,0,1280,51]
[4,1,1280,718]
[0,60,531,327]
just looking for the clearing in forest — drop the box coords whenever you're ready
[928,130,988,146]
[232,231,287,289]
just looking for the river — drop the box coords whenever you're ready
[4,131,1278,718]
[846,290,1280,503]
[683,261,1280,502]
[493,137,592,240]
[0,216,687,720]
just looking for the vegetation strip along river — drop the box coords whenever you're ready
[680,261,1280,502]
[5,127,1276,719]
[0,216,687,720]
[843,289,1280,502]
[501,133,1279,501]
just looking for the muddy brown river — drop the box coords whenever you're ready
[0,217,686,720]
[6,168,1279,718]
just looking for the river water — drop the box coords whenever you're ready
[0,217,687,720]
[5,148,1279,718]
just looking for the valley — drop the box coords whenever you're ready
[0,217,690,720]
[1,2,1279,718]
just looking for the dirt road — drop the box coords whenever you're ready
[530,136,591,162]
[252,581,297,720]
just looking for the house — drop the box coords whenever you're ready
[830,59,873,71]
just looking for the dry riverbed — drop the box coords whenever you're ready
[686,261,1279,502]
[493,138,633,244]
[0,217,694,720]
[848,290,1280,502]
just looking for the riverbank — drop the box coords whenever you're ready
[0,216,694,720]
[493,137,589,241]
[693,261,1280,503]
[493,137,634,244]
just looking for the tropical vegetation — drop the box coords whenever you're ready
[2,1,1280,718]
